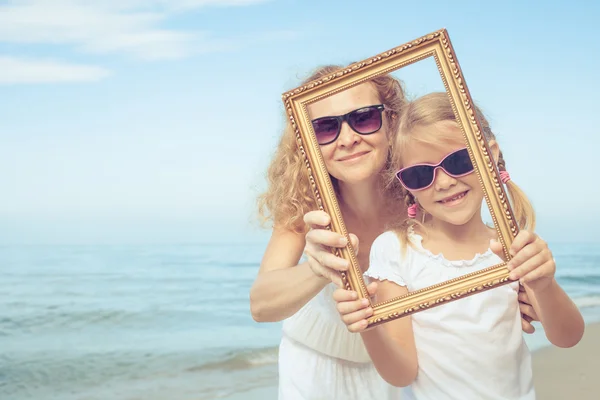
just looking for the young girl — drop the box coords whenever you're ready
[332,92,584,399]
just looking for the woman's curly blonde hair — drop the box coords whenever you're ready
[257,65,408,233]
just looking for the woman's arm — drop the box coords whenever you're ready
[334,281,418,387]
[249,227,327,322]
[250,211,353,322]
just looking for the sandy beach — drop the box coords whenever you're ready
[221,323,598,400]
[532,322,598,400]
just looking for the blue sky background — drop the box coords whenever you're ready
[0,0,598,245]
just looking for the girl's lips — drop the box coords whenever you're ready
[437,190,469,206]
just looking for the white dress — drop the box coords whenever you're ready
[364,230,535,400]
[278,282,401,399]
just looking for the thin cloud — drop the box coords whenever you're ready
[0,0,274,60]
[0,56,111,84]
[0,0,296,83]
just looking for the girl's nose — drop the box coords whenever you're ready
[433,167,457,190]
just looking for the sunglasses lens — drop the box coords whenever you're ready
[312,118,340,145]
[399,165,435,190]
[348,107,382,134]
[443,148,473,175]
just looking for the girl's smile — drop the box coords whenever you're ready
[437,189,469,206]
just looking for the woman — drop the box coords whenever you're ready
[250,65,539,399]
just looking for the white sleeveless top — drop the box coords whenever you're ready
[282,281,372,363]
[364,230,535,400]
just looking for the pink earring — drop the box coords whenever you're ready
[407,203,418,219]
[499,171,511,184]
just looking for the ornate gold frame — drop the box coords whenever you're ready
[281,29,519,328]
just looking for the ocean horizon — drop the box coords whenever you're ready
[1,240,599,400]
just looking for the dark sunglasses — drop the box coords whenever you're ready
[396,147,474,191]
[311,104,385,145]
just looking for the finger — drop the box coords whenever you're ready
[307,255,343,286]
[506,241,544,271]
[508,249,545,280]
[347,319,369,333]
[333,288,359,302]
[517,290,531,305]
[304,243,325,266]
[521,313,533,323]
[341,305,373,326]
[509,250,552,281]
[521,317,535,334]
[366,281,378,297]
[328,270,343,287]
[520,260,555,286]
[349,233,359,256]
[303,210,331,228]
[306,228,348,249]
[312,249,351,272]
[518,283,527,293]
[489,238,506,260]
[336,297,371,316]
[518,303,539,322]
[509,230,537,257]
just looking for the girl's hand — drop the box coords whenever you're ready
[518,285,539,333]
[303,210,358,287]
[491,230,556,294]
[332,282,377,333]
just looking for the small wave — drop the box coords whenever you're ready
[0,309,153,336]
[559,274,600,284]
[574,296,600,309]
[191,346,278,372]
[204,260,260,269]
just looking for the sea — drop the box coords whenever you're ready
[1,241,600,400]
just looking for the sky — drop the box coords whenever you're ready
[0,0,598,245]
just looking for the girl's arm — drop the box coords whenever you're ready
[492,231,584,348]
[523,279,583,348]
[518,286,539,334]
[250,211,352,322]
[333,281,418,387]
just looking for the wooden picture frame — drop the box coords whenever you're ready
[281,28,519,328]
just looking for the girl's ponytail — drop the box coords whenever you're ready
[497,150,536,231]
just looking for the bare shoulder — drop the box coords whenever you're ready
[257,226,306,274]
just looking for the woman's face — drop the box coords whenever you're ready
[307,82,390,185]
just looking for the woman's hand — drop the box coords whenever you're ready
[332,282,378,332]
[303,210,358,287]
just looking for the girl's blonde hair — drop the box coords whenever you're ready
[387,92,535,244]
[257,65,408,233]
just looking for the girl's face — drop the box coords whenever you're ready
[307,82,390,185]
[401,121,486,227]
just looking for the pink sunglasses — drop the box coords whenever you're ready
[395,147,474,191]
